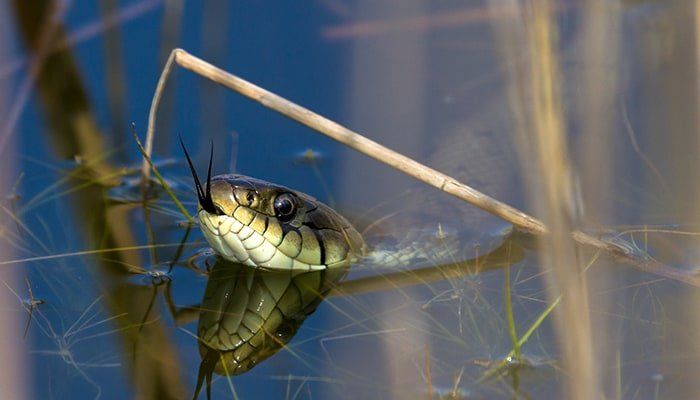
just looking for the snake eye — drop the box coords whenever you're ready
[273,193,296,222]
[214,205,225,216]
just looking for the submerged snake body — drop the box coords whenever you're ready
[198,174,366,273]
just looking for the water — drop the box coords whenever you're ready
[2,1,699,399]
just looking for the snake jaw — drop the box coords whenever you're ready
[199,211,329,271]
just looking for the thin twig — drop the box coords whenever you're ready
[132,125,192,222]
[143,48,700,288]
[143,48,545,233]
[142,49,178,184]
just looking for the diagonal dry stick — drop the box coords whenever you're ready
[142,48,544,232]
[142,48,700,287]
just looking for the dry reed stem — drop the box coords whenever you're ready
[142,48,700,287]
[144,49,544,233]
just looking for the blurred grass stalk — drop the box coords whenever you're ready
[691,1,700,398]
[523,5,598,398]
[489,0,619,398]
[0,4,27,399]
[576,1,619,397]
[11,0,188,397]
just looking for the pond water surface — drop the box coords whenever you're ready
[2,1,700,399]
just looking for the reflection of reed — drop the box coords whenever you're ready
[11,1,187,398]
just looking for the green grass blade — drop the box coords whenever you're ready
[132,127,193,222]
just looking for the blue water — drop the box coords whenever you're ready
[3,1,699,399]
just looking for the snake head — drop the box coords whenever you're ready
[198,174,365,272]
